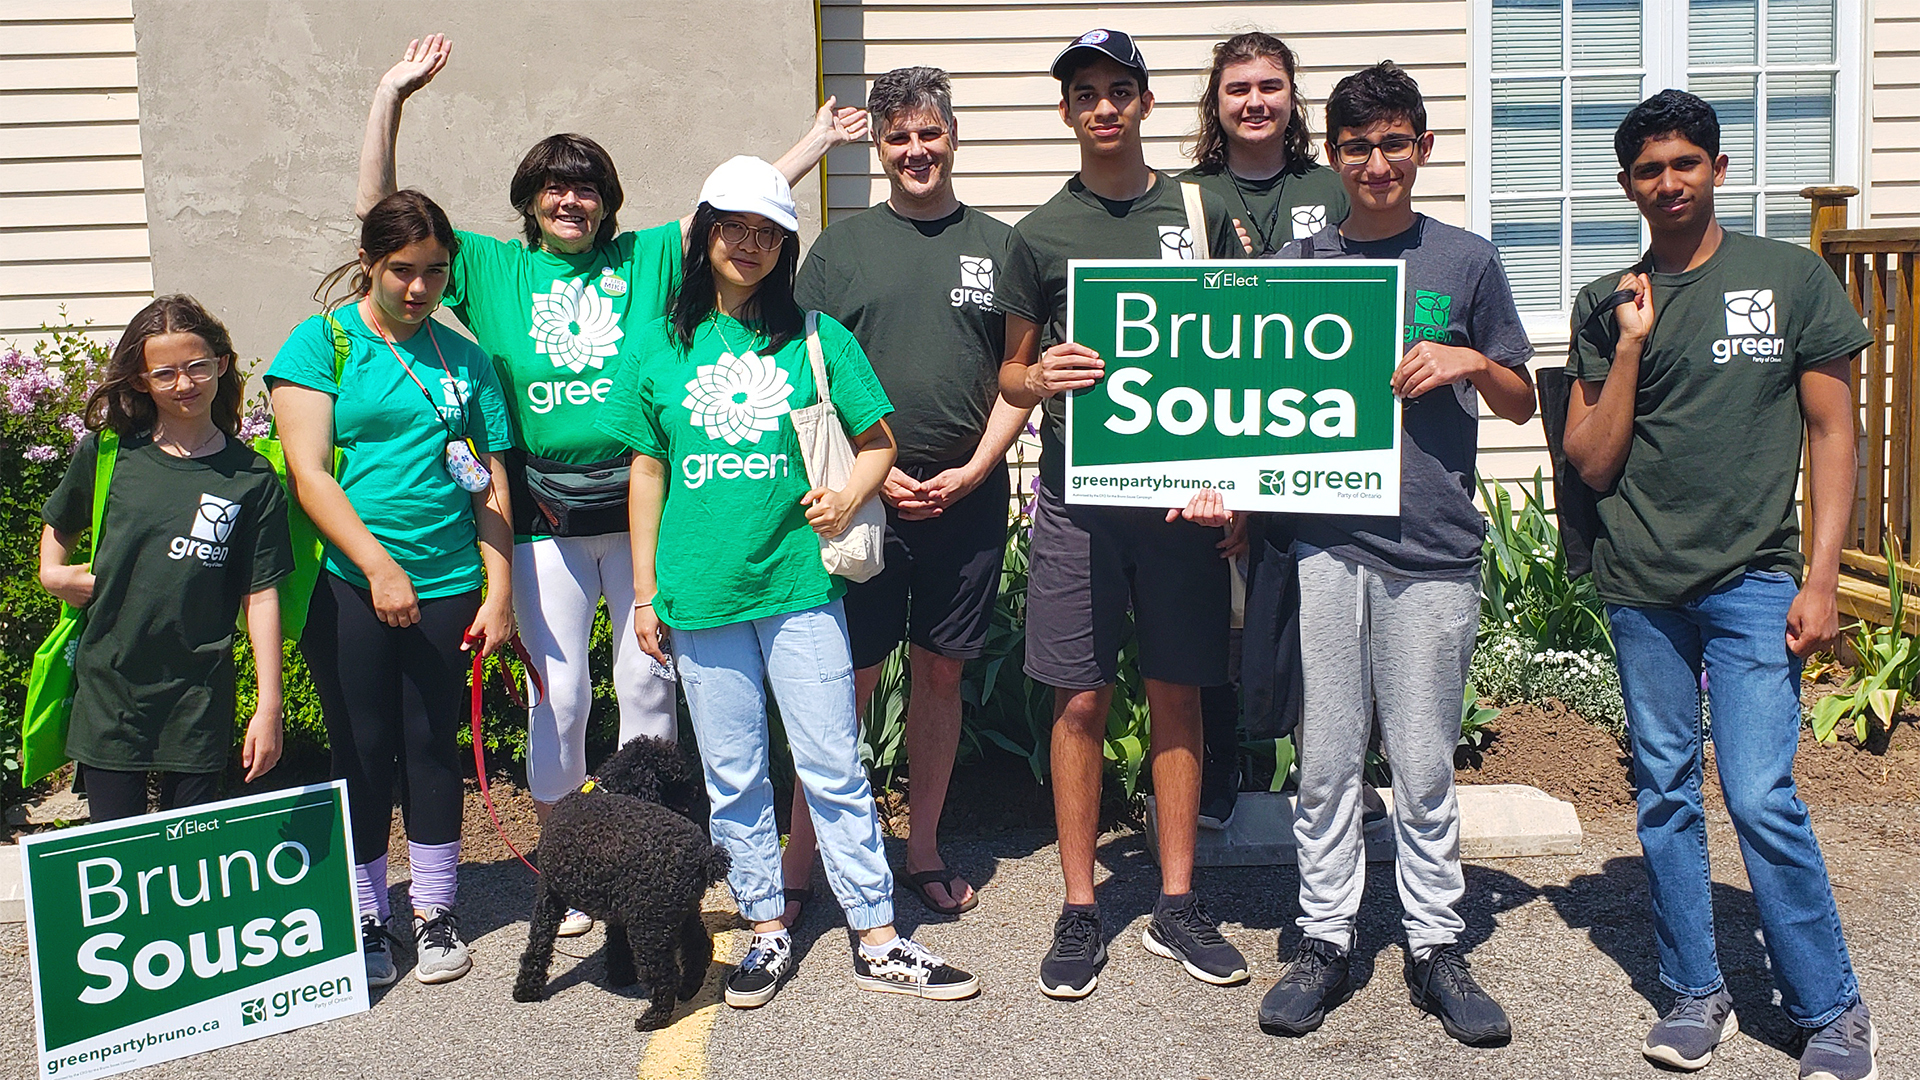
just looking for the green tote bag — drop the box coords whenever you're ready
[21,428,118,784]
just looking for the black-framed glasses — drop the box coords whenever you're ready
[713,220,785,251]
[1332,134,1421,166]
[142,358,221,388]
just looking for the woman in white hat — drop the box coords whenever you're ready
[596,156,979,1009]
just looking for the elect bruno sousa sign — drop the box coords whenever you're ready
[22,782,366,1079]
[1065,260,1404,515]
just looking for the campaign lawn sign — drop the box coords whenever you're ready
[23,781,365,1079]
[1065,259,1405,514]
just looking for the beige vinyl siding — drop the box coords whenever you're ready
[1870,0,1920,224]
[0,0,153,347]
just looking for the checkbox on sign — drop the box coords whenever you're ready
[165,821,183,840]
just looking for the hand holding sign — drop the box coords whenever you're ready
[1027,342,1104,398]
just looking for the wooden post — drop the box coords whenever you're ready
[1802,185,1858,277]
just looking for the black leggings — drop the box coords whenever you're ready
[81,766,222,823]
[302,571,478,861]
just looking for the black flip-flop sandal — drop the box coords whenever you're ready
[781,888,812,927]
[904,869,979,916]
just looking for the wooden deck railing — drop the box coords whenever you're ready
[1804,186,1920,631]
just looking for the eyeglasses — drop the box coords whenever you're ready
[142,358,221,388]
[1332,134,1422,166]
[713,220,785,251]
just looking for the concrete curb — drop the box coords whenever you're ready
[0,845,21,923]
[1144,783,1583,866]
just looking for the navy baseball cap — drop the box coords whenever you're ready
[1050,29,1149,88]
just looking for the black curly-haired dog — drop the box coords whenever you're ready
[513,736,729,1030]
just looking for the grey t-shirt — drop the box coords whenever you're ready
[794,203,1010,467]
[1272,215,1534,577]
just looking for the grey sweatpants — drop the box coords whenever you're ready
[1292,543,1478,953]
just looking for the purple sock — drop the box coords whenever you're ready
[408,840,460,911]
[355,854,389,922]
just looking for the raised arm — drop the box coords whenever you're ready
[1564,272,1653,491]
[679,98,872,244]
[356,34,452,220]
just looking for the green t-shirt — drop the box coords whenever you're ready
[42,432,293,773]
[267,305,515,599]
[793,203,1010,467]
[594,312,893,630]
[996,171,1239,489]
[1176,159,1350,257]
[443,223,684,465]
[1570,230,1873,606]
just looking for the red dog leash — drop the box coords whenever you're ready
[469,634,546,875]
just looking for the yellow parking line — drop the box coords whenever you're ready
[636,913,745,1080]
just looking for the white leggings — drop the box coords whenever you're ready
[514,533,678,804]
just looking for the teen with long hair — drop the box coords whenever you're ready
[268,189,516,988]
[597,157,978,1009]
[355,41,868,943]
[38,295,292,821]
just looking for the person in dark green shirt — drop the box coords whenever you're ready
[351,37,869,916]
[1563,90,1877,1080]
[780,66,1028,922]
[39,296,292,824]
[1174,30,1351,834]
[997,28,1248,1001]
[1177,31,1349,258]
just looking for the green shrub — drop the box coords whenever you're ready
[1479,471,1611,656]
[1470,623,1625,737]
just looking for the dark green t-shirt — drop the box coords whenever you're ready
[1570,230,1872,606]
[793,203,1010,467]
[1176,159,1350,257]
[43,433,294,773]
[996,171,1238,489]
[594,313,893,630]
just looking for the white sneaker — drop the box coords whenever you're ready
[412,905,472,984]
[557,909,593,937]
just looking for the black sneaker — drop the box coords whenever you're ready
[1198,756,1240,831]
[1642,988,1738,1070]
[1038,908,1107,999]
[1405,943,1511,1046]
[852,935,979,1000]
[1142,894,1250,985]
[1259,937,1352,1035]
[724,931,793,1009]
[361,914,397,988]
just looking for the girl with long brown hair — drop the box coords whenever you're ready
[268,188,515,989]
[37,294,293,821]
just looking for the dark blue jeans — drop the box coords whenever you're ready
[1608,570,1859,1027]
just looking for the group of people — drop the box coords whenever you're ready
[33,24,1877,1080]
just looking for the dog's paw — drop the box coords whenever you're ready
[635,1007,674,1032]
[511,983,546,1003]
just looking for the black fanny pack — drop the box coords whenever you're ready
[510,450,630,537]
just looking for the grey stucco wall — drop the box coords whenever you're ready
[132,0,821,363]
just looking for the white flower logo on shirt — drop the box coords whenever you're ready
[681,349,795,445]
[529,279,623,374]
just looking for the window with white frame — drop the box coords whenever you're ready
[1473,0,1860,322]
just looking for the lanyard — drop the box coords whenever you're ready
[372,316,465,438]
[1229,171,1287,257]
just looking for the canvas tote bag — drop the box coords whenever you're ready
[789,310,886,582]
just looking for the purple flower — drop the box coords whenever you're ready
[24,444,58,463]
[60,414,87,438]
[237,406,271,442]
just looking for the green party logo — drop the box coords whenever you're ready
[240,999,267,1025]
[1407,290,1453,344]
[1260,469,1286,495]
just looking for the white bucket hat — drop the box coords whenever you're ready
[697,156,799,234]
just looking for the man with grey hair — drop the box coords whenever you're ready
[782,66,1029,921]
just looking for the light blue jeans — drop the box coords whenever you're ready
[672,600,894,930]
[1608,569,1859,1027]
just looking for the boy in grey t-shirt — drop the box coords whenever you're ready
[1254,62,1535,1046]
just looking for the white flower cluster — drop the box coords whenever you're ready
[1471,625,1625,737]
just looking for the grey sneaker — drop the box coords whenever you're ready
[411,905,472,984]
[360,915,397,988]
[1799,1001,1878,1080]
[1643,988,1738,1070]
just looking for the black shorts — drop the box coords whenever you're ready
[1024,479,1230,690]
[844,460,1010,670]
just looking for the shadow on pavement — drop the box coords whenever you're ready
[1543,857,1803,1054]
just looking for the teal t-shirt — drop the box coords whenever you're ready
[267,304,515,598]
[443,223,683,466]
[595,312,893,630]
